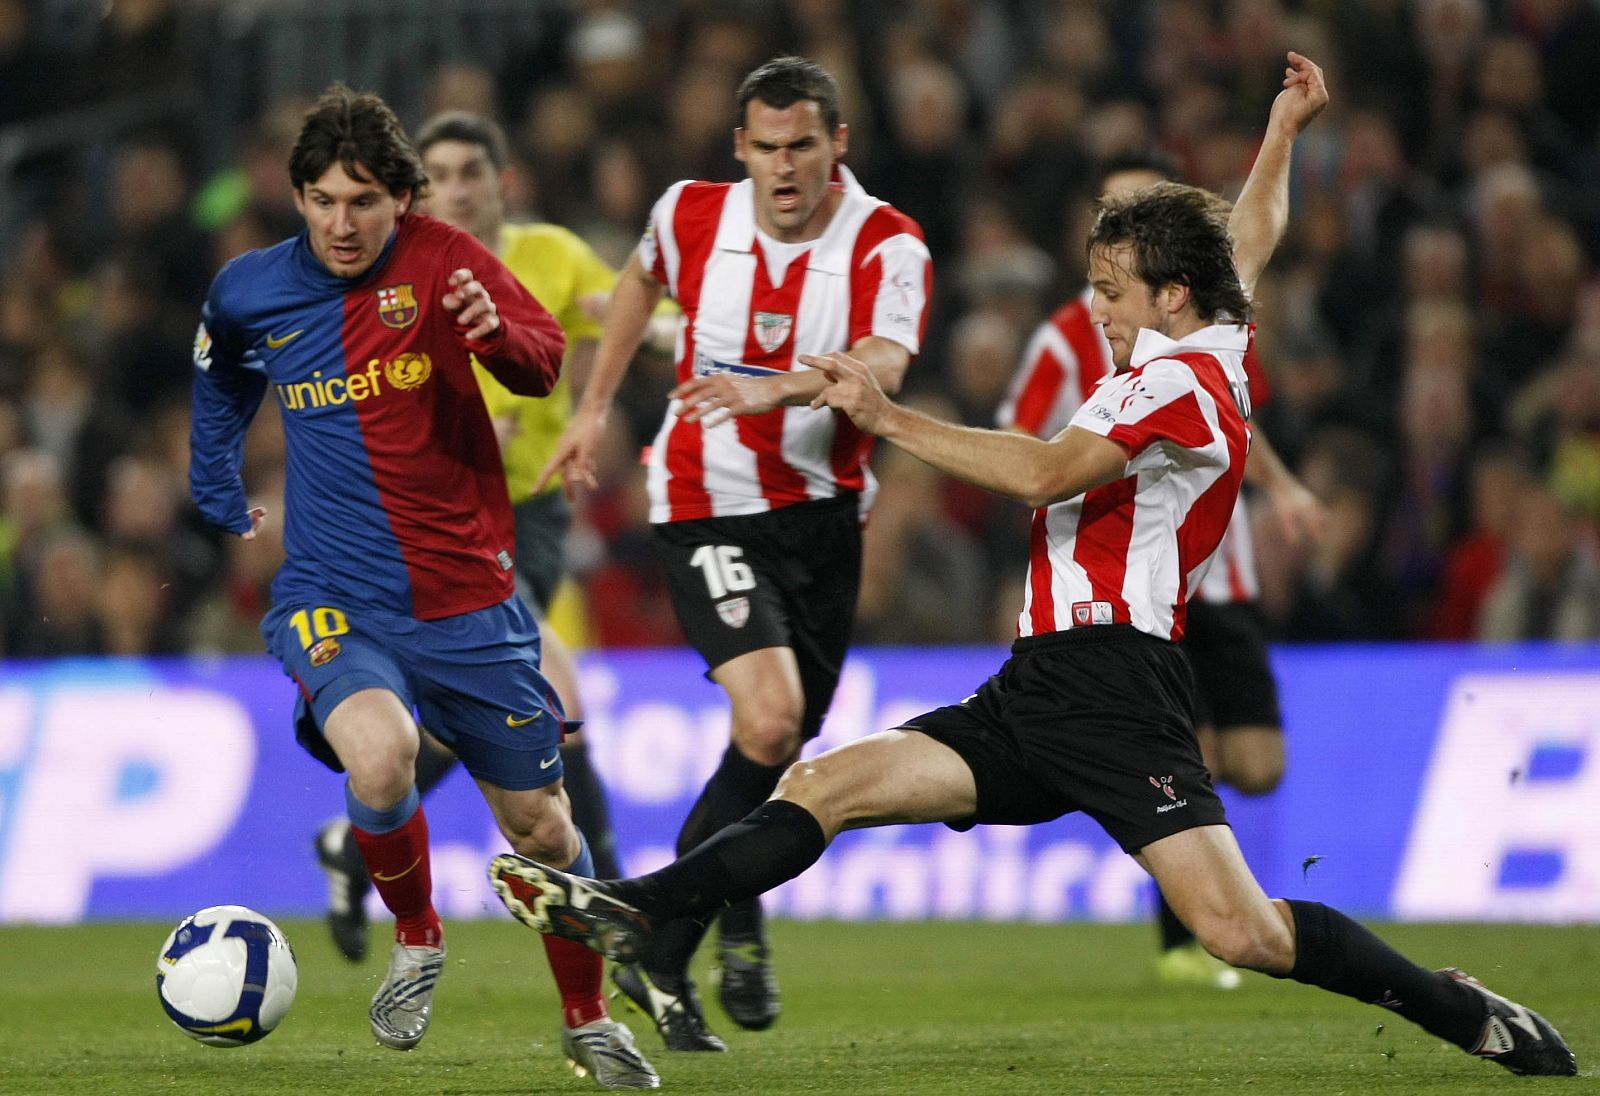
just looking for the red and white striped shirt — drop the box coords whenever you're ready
[638,165,930,523]
[1018,324,1252,643]
[1001,290,1265,604]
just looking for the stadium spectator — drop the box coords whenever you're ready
[187,85,656,1088]
[1423,444,1530,639]
[1477,480,1600,641]
[492,163,1578,1083]
[308,108,629,969]
[536,55,931,1051]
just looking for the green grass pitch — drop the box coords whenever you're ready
[0,919,1593,1094]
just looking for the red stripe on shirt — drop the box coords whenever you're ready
[737,238,811,507]
[660,185,726,519]
[1026,506,1056,634]
[1012,347,1067,436]
[1072,475,1137,618]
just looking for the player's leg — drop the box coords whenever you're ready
[623,513,809,1049]
[263,600,447,1047]
[317,735,456,962]
[1141,825,1576,1076]
[541,625,622,877]
[317,688,448,1050]
[609,646,801,1051]
[514,490,623,879]
[436,596,657,1088]
[491,726,978,938]
[1158,599,1283,986]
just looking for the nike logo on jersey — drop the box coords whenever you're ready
[539,754,559,769]
[372,857,421,882]
[506,712,539,727]
[266,329,305,349]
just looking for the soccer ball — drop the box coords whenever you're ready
[156,905,298,1047]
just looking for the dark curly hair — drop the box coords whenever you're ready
[1087,181,1251,322]
[289,84,428,198]
[737,56,841,131]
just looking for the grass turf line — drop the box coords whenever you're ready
[0,919,1592,1094]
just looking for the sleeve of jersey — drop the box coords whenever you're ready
[638,182,688,292]
[189,282,268,535]
[850,217,931,354]
[1069,358,1216,459]
[997,320,1074,436]
[452,232,565,397]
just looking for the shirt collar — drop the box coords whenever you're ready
[1129,322,1248,369]
[715,164,867,276]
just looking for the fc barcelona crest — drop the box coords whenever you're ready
[753,311,793,354]
[376,283,419,329]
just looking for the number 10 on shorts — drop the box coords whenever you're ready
[689,545,756,600]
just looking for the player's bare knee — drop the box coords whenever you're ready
[344,753,418,809]
[507,815,576,865]
[732,705,805,767]
[772,758,846,824]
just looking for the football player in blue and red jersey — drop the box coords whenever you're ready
[189,85,657,1088]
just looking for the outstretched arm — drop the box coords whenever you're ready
[1230,51,1328,293]
[675,335,911,426]
[805,351,1128,508]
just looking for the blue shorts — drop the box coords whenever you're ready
[263,594,570,790]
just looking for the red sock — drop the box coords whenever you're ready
[543,934,607,1027]
[351,807,441,948]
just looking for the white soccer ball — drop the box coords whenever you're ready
[156,904,298,1047]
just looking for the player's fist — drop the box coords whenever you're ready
[444,268,501,341]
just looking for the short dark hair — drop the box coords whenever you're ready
[736,55,841,131]
[1087,181,1252,322]
[415,111,510,172]
[1093,148,1182,193]
[289,84,427,197]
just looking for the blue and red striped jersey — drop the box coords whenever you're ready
[190,213,565,620]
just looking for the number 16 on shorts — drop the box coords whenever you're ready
[691,545,755,628]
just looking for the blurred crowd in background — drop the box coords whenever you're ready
[1,0,1598,659]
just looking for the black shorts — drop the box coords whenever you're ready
[513,489,572,613]
[1181,599,1282,732]
[903,626,1229,854]
[653,494,861,740]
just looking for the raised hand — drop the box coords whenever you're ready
[443,268,501,341]
[1270,51,1329,137]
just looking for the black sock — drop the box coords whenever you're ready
[618,800,827,925]
[634,746,788,982]
[675,745,788,854]
[415,743,455,794]
[1157,892,1194,951]
[559,738,621,878]
[1282,900,1484,1048]
[719,896,764,941]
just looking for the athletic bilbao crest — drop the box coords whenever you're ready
[753,311,793,354]
[717,596,751,628]
[376,283,419,329]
